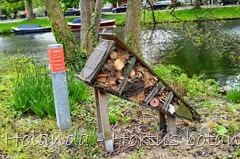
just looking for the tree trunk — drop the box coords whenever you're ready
[93,0,103,40]
[193,0,201,9]
[45,0,82,68]
[26,0,34,19]
[124,0,142,56]
[80,0,92,51]
[88,0,103,48]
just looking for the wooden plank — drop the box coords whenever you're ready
[163,91,174,111]
[118,57,136,95]
[158,111,166,130]
[144,85,159,104]
[80,40,115,83]
[95,89,113,152]
[94,88,103,142]
[166,113,177,135]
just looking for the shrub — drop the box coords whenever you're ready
[153,64,220,98]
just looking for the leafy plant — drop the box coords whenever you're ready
[215,124,228,135]
[153,64,220,98]
[226,104,236,112]
[227,122,239,135]
[109,113,120,125]
[67,73,91,105]
[108,95,132,124]
[208,102,216,118]
[226,89,240,104]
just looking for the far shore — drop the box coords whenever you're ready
[0,6,239,34]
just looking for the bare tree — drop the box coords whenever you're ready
[124,0,142,56]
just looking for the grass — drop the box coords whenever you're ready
[0,6,240,34]
[1,55,91,117]
[1,53,240,158]
[227,89,240,103]
[0,18,52,34]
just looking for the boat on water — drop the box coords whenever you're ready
[68,18,116,32]
[12,24,51,34]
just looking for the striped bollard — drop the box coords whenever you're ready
[48,44,72,130]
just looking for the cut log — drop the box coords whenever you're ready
[114,59,125,71]
[110,50,118,59]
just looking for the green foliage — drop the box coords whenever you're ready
[6,56,90,117]
[227,122,239,134]
[226,104,237,112]
[60,0,79,10]
[108,95,132,124]
[67,73,91,105]
[86,128,98,147]
[6,56,54,117]
[234,149,240,158]
[109,113,119,125]
[226,89,240,104]
[206,100,216,119]
[215,124,227,135]
[1,0,24,16]
[153,64,220,98]
[183,20,240,61]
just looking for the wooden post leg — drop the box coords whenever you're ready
[94,88,103,142]
[94,88,113,152]
[158,111,166,130]
[166,113,177,135]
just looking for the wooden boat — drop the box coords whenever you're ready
[12,24,51,34]
[68,18,116,32]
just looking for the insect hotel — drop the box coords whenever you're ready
[77,33,200,151]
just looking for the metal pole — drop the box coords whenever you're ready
[48,44,72,130]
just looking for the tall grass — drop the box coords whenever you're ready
[13,62,54,117]
[11,56,90,117]
[227,89,240,103]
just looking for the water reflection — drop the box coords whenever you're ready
[0,20,239,86]
[138,20,240,85]
[0,32,56,61]
[141,29,176,63]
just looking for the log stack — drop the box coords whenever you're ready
[77,33,200,122]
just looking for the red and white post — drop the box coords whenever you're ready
[48,44,72,130]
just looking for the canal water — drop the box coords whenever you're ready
[0,20,239,86]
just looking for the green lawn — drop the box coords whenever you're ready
[0,6,239,34]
